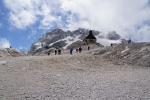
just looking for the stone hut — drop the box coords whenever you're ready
[84,30,97,44]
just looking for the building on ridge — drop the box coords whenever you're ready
[83,30,97,44]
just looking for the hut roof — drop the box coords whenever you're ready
[85,30,96,40]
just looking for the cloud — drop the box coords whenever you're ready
[3,0,150,41]
[60,0,150,32]
[9,10,36,29]
[60,0,150,42]
[134,25,150,42]
[0,38,11,48]
[4,0,37,29]
[4,0,61,29]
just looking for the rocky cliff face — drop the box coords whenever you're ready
[29,28,121,55]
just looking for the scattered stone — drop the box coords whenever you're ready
[94,42,150,67]
[0,61,7,65]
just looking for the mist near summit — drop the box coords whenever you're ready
[60,0,150,41]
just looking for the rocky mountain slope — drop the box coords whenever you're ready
[0,48,23,57]
[93,41,150,67]
[29,28,121,55]
[1,52,150,99]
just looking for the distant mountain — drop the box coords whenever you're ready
[0,48,24,57]
[29,28,121,55]
[107,31,121,40]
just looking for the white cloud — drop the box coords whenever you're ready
[3,0,150,41]
[0,38,11,48]
[60,0,150,41]
[61,0,150,30]
[134,25,150,42]
[4,0,37,29]
[4,0,60,29]
[9,10,36,29]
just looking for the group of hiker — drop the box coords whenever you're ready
[54,49,62,55]
[70,46,91,55]
[47,49,62,56]
[70,47,83,55]
[48,38,132,56]
[47,46,90,56]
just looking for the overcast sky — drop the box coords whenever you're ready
[0,0,150,50]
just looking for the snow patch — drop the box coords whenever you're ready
[33,42,42,50]
[63,35,81,49]
[49,35,81,49]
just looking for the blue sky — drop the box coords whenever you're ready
[0,0,42,51]
[0,0,78,51]
[1,0,150,51]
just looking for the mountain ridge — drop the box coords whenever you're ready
[29,28,121,55]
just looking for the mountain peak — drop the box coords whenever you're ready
[29,28,121,55]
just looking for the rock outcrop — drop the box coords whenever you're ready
[29,28,121,55]
[94,42,150,67]
[0,48,23,57]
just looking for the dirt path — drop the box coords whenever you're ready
[0,54,150,100]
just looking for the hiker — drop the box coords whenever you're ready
[76,48,79,53]
[58,49,61,55]
[48,52,50,56]
[88,46,90,51]
[70,48,73,55]
[55,49,57,55]
[128,39,132,44]
[111,43,113,47]
[79,47,82,53]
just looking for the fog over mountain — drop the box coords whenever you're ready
[60,0,150,41]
